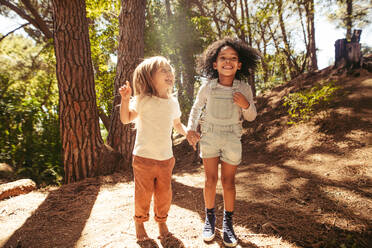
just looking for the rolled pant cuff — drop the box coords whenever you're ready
[134,214,149,223]
[154,214,168,223]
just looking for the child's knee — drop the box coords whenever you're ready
[221,176,236,189]
[205,175,218,187]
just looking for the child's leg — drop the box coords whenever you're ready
[221,161,238,247]
[157,222,169,239]
[153,157,175,237]
[201,157,219,241]
[220,161,237,211]
[202,157,220,208]
[132,156,156,240]
[134,222,148,241]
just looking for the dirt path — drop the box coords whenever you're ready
[0,68,371,248]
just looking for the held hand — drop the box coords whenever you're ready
[233,92,250,109]
[119,81,132,101]
[186,130,200,151]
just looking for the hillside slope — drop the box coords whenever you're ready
[0,67,371,248]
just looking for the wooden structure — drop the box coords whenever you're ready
[334,29,362,68]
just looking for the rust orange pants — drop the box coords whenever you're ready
[132,155,175,223]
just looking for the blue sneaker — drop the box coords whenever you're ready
[202,209,216,241]
[223,211,238,247]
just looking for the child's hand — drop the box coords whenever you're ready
[119,81,132,101]
[186,130,200,151]
[233,92,250,109]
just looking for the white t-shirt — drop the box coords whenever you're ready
[130,95,181,160]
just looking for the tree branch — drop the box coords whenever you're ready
[0,23,30,42]
[98,108,111,131]
[0,0,52,40]
[20,0,53,39]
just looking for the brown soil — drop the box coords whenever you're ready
[0,67,371,248]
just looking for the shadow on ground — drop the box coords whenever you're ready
[2,173,132,248]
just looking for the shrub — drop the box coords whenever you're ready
[283,81,341,124]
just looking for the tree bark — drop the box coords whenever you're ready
[305,0,318,71]
[106,0,146,167]
[52,0,104,183]
[346,0,353,41]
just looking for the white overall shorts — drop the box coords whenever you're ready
[200,80,243,165]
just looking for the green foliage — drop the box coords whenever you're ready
[283,81,341,124]
[256,52,288,94]
[0,77,63,186]
[326,0,372,31]
[86,0,120,116]
[144,0,167,56]
[190,16,216,46]
[0,35,63,186]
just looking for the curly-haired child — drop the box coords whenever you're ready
[186,37,259,247]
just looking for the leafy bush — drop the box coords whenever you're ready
[283,81,341,124]
[0,87,63,186]
[0,35,63,186]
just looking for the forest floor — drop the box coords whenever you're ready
[0,66,371,248]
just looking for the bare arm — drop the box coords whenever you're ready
[173,118,187,136]
[173,117,200,151]
[119,81,138,124]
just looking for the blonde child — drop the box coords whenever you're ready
[186,37,259,247]
[119,56,188,241]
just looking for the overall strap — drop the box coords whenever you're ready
[231,79,241,93]
[209,78,218,90]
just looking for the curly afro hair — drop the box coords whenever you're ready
[197,37,260,80]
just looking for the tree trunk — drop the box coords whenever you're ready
[346,0,353,41]
[106,0,146,167]
[52,0,104,183]
[244,0,252,47]
[242,0,256,94]
[305,0,318,71]
[276,0,299,79]
[258,21,269,86]
[269,24,288,82]
[165,0,172,17]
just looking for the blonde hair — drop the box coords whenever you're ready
[133,56,175,98]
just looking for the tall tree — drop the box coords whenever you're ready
[106,0,146,167]
[275,0,300,79]
[304,0,318,71]
[345,0,352,41]
[2,0,144,182]
[52,0,105,183]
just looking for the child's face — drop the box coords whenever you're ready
[152,64,174,93]
[213,46,242,78]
